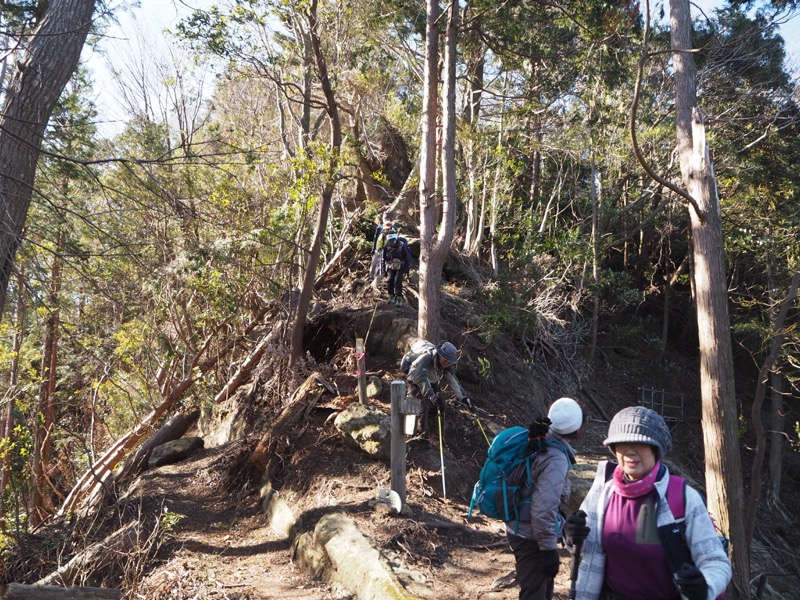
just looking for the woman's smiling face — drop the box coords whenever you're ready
[614,442,657,481]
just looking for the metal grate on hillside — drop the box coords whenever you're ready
[638,387,684,425]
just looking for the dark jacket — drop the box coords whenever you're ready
[381,237,411,275]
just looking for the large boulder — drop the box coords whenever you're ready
[334,403,391,460]
[148,437,205,469]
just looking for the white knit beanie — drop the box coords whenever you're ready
[548,397,583,435]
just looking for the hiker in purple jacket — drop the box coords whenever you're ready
[505,397,583,600]
[565,406,731,600]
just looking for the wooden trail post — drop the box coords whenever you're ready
[356,338,367,404]
[390,381,420,506]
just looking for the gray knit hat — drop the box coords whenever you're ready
[603,406,672,460]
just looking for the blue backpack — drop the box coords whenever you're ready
[468,425,571,524]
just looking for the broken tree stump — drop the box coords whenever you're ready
[250,372,330,476]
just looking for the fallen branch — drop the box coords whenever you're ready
[215,327,278,404]
[54,314,272,521]
[0,583,121,599]
[36,522,142,586]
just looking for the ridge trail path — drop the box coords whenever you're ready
[130,439,595,599]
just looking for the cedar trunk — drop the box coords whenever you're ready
[671,0,749,596]
[0,0,95,315]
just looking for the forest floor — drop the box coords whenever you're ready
[120,282,769,600]
[7,255,800,599]
[128,413,613,600]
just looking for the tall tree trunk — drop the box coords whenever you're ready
[417,0,441,341]
[422,0,459,340]
[745,269,799,545]
[29,231,64,528]
[588,152,600,364]
[489,90,506,279]
[462,26,484,256]
[0,0,94,315]
[0,269,26,523]
[289,0,343,364]
[767,371,785,506]
[670,0,749,596]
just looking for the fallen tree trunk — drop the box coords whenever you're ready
[55,314,273,521]
[36,522,142,587]
[214,327,278,404]
[115,409,200,482]
[1,583,121,599]
[250,372,331,477]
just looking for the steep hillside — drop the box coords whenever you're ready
[6,247,799,599]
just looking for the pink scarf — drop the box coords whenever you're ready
[612,461,661,498]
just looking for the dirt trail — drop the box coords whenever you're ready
[127,429,603,600]
[130,444,348,599]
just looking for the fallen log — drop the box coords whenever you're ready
[115,409,200,482]
[55,313,272,521]
[214,328,278,404]
[0,583,121,599]
[36,522,142,587]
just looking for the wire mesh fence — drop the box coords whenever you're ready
[638,387,684,426]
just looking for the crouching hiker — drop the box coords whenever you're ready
[565,406,732,600]
[400,340,474,440]
[505,397,583,600]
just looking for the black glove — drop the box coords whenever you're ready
[462,397,476,413]
[565,510,590,545]
[675,563,708,600]
[542,548,560,578]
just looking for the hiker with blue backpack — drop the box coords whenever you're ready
[565,406,732,600]
[501,397,583,600]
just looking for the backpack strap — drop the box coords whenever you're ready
[659,475,693,577]
[545,439,575,469]
[666,475,686,521]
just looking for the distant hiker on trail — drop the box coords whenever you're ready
[505,397,582,600]
[370,214,397,286]
[565,406,732,600]
[381,232,411,306]
[401,340,474,437]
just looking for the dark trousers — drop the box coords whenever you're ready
[420,393,446,435]
[387,269,404,296]
[409,382,445,435]
[506,533,554,600]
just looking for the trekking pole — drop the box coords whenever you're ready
[437,408,446,499]
[569,539,584,600]
[474,415,491,447]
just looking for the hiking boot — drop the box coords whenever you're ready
[387,295,396,305]
[396,295,404,305]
